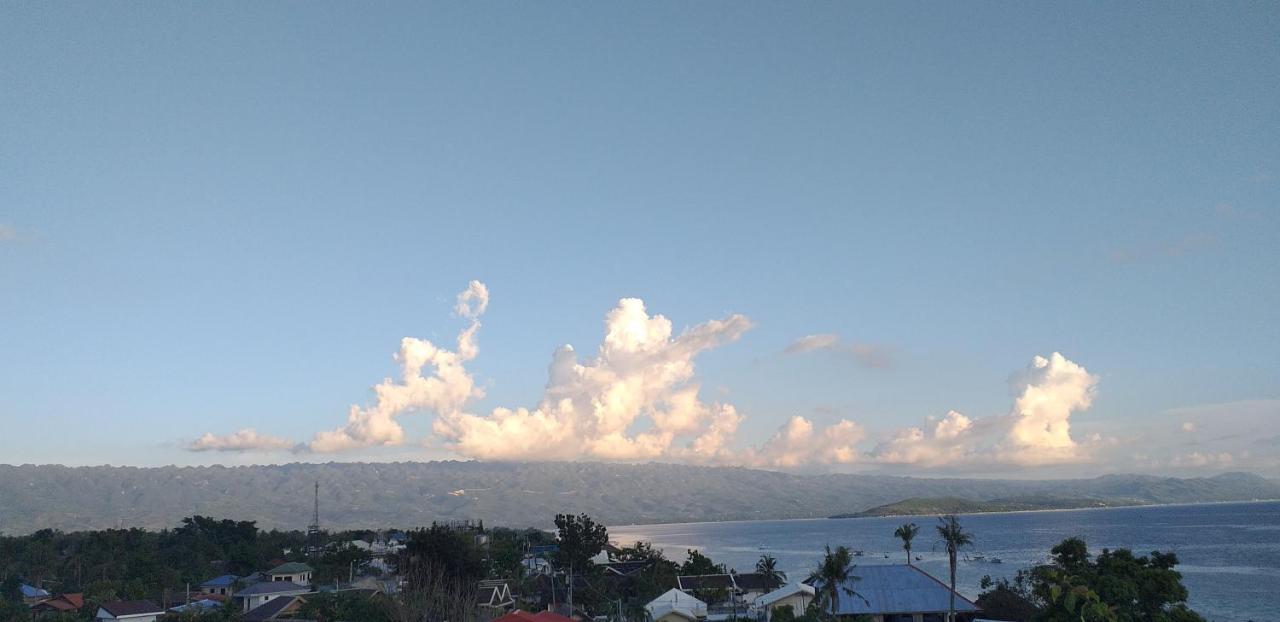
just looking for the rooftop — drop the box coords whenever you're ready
[234,581,310,597]
[267,562,314,575]
[99,600,164,617]
[822,565,978,616]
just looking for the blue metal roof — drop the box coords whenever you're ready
[821,565,978,616]
[201,574,239,587]
[20,584,50,598]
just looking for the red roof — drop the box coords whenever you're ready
[492,610,577,622]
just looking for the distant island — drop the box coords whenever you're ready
[1,461,1278,535]
[831,495,1124,518]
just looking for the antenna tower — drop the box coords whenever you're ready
[307,480,321,558]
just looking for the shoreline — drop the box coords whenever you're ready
[606,498,1280,531]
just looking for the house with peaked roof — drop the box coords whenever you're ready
[29,593,84,615]
[266,562,314,587]
[677,572,782,612]
[95,600,164,622]
[646,588,708,622]
[813,564,979,622]
[755,583,815,622]
[233,581,310,612]
[478,579,516,611]
[243,594,307,621]
[200,574,239,596]
[492,610,576,622]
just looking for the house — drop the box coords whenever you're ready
[755,584,815,622]
[813,564,979,622]
[266,561,314,587]
[492,610,576,622]
[29,593,84,615]
[677,572,782,610]
[600,560,652,577]
[233,581,310,612]
[168,599,223,615]
[646,588,708,622]
[243,594,307,621]
[95,600,164,622]
[200,574,239,596]
[478,579,516,611]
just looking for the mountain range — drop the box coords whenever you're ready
[1,461,1277,535]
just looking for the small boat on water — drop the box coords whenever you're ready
[883,553,889,559]
[853,550,864,557]
[972,554,986,561]
[989,557,1003,564]
[915,555,923,561]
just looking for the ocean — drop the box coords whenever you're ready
[609,500,1280,622]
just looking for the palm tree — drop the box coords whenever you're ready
[936,515,974,622]
[893,522,919,565]
[806,545,863,621]
[756,554,787,588]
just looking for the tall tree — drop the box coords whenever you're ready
[806,545,862,620]
[893,522,919,565]
[553,514,609,613]
[936,515,974,622]
[756,554,787,588]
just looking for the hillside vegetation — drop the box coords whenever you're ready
[1,462,1276,535]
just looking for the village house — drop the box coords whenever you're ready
[477,579,517,611]
[233,581,310,612]
[29,592,84,616]
[199,573,239,596]
[243,594,308,621]
[755,583,816,622]
[94,600,165,622]
[266,561,314,587]
[646,588,708,622]
[677,572,782,613]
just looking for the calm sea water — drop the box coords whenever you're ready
[610,501,1280,622]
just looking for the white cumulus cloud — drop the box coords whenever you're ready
[871,352,1099,467]
[188,428,293,452]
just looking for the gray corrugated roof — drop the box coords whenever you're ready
[823,565,977,616]
[243,595,301,621]
[234,581,309,597]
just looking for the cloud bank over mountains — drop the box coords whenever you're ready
[189,281,1106,470]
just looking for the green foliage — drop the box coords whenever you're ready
[298,591,392,622]
[892,522,919,564]
[398,523,487,586]
[679,549,725,575]
[0,515,305,606]
[756,554,786,587]
[976,571,1038,622]
[552,514,609,573]
[807,545,861,620]
[1029,539,1205,622]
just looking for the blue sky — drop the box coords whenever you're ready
[2,2,1277,475]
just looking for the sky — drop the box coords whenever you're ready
[2,2,1277,477]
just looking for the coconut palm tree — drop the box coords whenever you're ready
[806,545,863,621]
[756,554,787,588]
[893,522,919,565]
[936,515,974,622]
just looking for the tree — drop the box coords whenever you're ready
[756,554,786,588]
[681,549,725,576]
[976,572,1038,622]
[806,545,863,620]
[1029,538,1205,622]
[893,523,919,565]
[553,514,609,613]
[936,515,973,622]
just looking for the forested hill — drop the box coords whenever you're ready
[1,462,1277,535]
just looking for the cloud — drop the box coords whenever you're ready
[188,428,293,452]
[0,224,16,241]
[871,352,1099,467]
[1181,421,1196,433]
[741,416,866,467]
[1170,451,1235,468]
[784,333,894,369]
